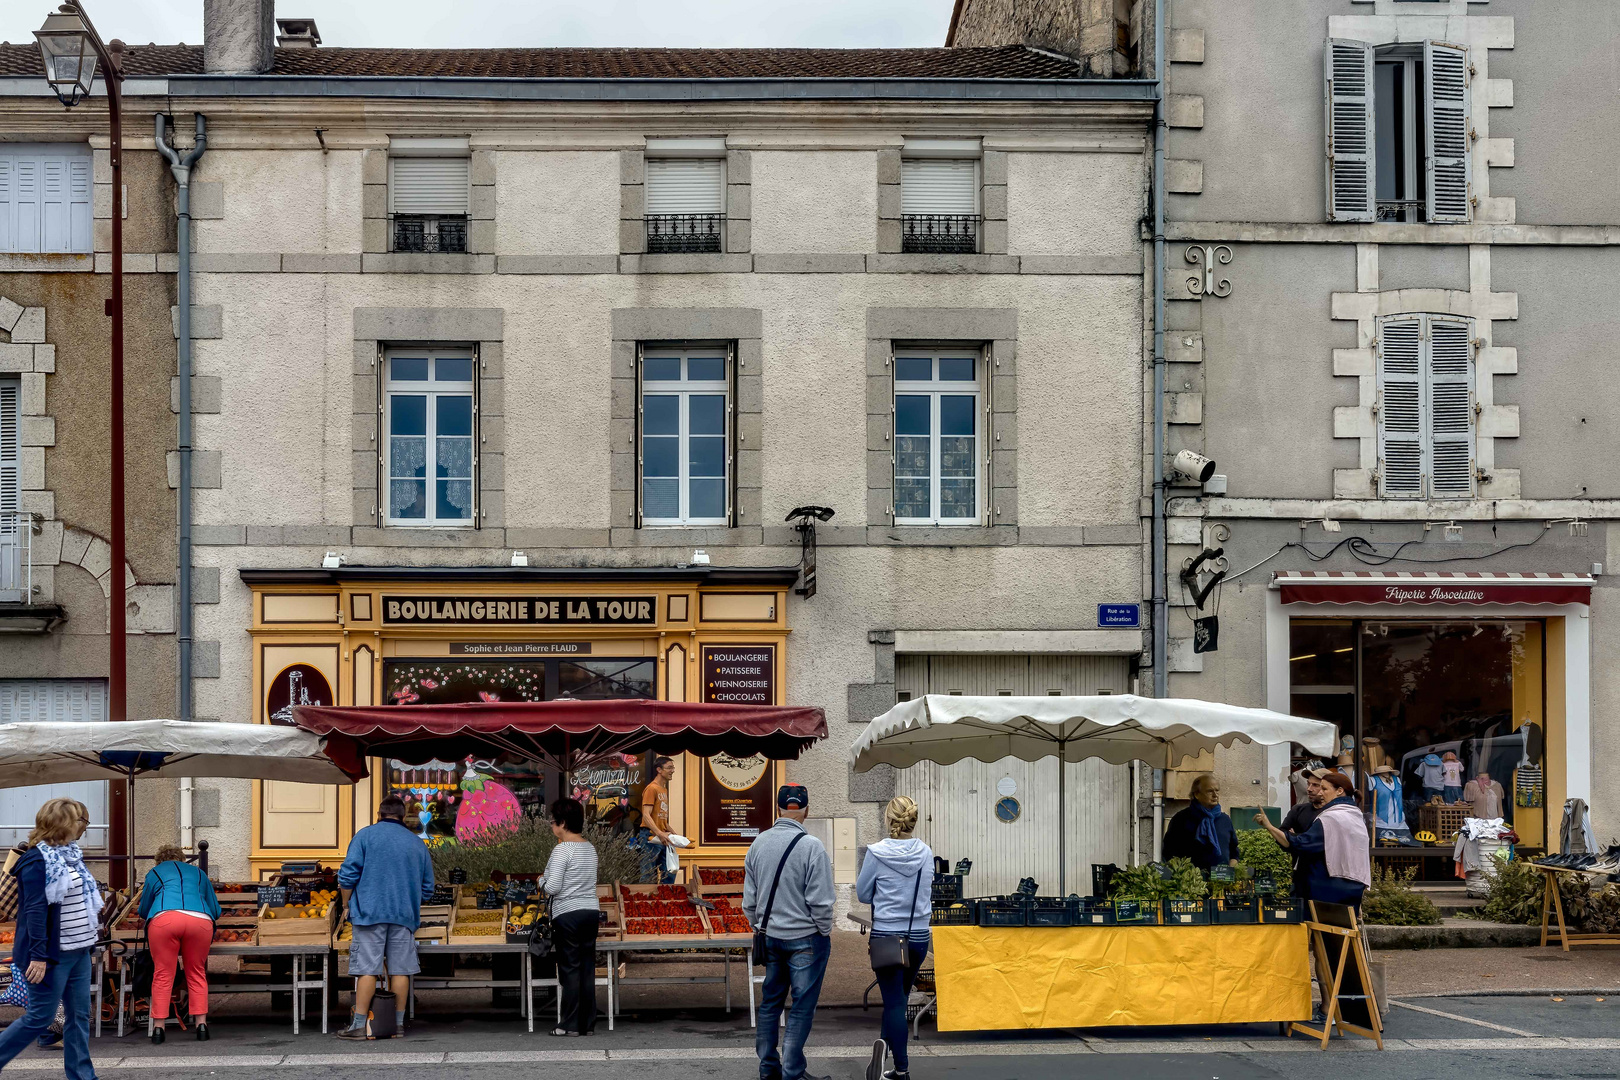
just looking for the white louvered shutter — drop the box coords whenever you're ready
[390,156,469,215]
[1,148,94,253]
[1325,39,1376,223]
[1427,316,1475,497]
[900,159,978,216]
[6,154,40,253]
[644,158,725,215]
[0,378,16,520]
[1378,317,1424,497]
[0,680,110,847]
[1425,40,1472,223]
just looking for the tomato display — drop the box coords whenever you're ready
[698,868,744,886]
[625,917,705,936]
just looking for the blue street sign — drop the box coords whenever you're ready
[1098,603,1141,628]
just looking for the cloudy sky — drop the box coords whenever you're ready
[0,0,956,50]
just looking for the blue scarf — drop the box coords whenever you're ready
[1193,802,1226,865]
[38,842,103,920]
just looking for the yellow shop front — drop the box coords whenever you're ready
[240,565,800,881]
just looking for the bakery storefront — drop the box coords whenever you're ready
[1269,571,1592,878]
[240,565,799,880]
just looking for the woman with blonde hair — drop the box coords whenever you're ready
[0,798,102,1079]
[856,796,934,1080]
[138,843,221,1043]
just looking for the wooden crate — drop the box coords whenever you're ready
[256,902,338,946]
[700,894,753,939]
[694,867,745,896]
[447,902,507,946]
[1417,804,1470,840]
[618,882,709,939]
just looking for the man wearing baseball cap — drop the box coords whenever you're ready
[744,784,835,1080]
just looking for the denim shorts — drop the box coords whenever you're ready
[348,923,420,977]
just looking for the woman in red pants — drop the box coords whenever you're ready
[137,845,221,1043]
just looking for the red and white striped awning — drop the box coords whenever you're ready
[1274,571,1593,606]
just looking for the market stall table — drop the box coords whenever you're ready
[598,937,754,1031]
[1534,862,1620,950]
[113,943,330,1036]
[930,923,1310,1031]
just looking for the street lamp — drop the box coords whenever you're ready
[36,0,130,883]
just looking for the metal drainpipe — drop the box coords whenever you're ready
[1150,0,1169,861]
[155,114,207,850]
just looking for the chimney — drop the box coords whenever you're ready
[275,18,320,49]
[203,0,276,75]
[947,0,1140,77]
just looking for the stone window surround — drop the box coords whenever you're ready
[865,308,1017,540]
[352,307,506,538]
[876,147,1009,257]
[619,146,752,267]
[361,145,496,264]
[1331,244,1518,499]
[608,308,763,547]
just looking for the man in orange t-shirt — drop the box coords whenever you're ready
[640,757,676,884]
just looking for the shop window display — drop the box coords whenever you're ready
[381,658,656,839]
[1289,619,1546,876]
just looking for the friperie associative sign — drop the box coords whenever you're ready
[382,595,658,626]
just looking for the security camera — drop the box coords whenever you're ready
[1169,450,1217,485]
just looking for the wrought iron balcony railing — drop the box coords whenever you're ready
[1377,200,1423,224]
[902,214,981,254]
[392,215,469,254]
[645,214,724,254]
[0,512,36,603]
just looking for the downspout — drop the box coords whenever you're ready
[155,113,207,851]
[1150,0,1168,861]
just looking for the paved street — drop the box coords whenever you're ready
[5,994,1612,1078]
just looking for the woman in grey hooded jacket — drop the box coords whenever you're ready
[856,796,933,1080]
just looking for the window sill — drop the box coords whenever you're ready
[618,253,752,275]
[353,526,506,547]
[362,253,494,274]
[866,526,1019,546]
[0,253,93,272]
[868,254,1019,274]
[609,526,763,547]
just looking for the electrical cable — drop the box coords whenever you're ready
[1224,523,1554,584]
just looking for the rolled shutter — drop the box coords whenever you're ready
[390,156,469,216]
[901,159,978,216]
[644,158,724,215]
[1425,40,1472,223]
[1325,39,1376,223]
[1427,316,1475,497]
[1377,317,1423,497]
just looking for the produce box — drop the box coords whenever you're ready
[695,867,745,895]
[930,874,963,902]
[976,897,1027,928]
[1260,897,1305,924]
[1073,898,1118,926]
[257,892,339,946]
[703,895,752,938]
[0,922,14,946]
[448,903,506,945]
[110,894,145,942]
[1162,898,1213,926]
[931,899,977,926]
[1026,897,1074,928]
[619,883,708,938]
[211,926,256,945]
[1211,896,1258,925]
[1109,899,1157,926]
[505,898,546,944]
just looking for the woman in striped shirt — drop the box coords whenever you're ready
[0,797,102,1080]
[543,798,599,1037]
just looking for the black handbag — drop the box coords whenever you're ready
[868,867,925,972]
[527,911,554,960]
[752,831,808,965]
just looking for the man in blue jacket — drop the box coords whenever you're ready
[336,795,435,1039]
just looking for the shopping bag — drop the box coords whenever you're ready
[0,844,30,922]
[0,971,29,1008]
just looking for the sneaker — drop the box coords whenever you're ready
[865,1039,888,1080]
[883,1072,911,1080]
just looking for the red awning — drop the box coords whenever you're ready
[291,699,826,771]
[1275,571,1593,607]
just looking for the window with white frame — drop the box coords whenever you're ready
[384,348,477,525]
[644,141,726,254]
[638,346,731,527]
[901,141,980,254]
[1377,313,1475,499]
[389,137,470,253]
[0,144,92,254]
[892,350,983,525]
[1326,39,1470,224]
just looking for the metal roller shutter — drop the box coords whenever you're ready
[645,158,725,215]
[390,156,470,216]
[900,158,978,216]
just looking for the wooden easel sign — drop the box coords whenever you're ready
[1287,900,1384,1050]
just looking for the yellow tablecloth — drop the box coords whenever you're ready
[932,923,1310,1031]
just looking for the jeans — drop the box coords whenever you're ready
[552,909,599,1034]
[756,933,831,1080]
[874,932,931,1072]
[638,829,675,885]
[0,947,96,1080]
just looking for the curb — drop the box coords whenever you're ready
[1398,988,1620,999]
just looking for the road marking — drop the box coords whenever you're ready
[1388,998,1544,1037]
[38,1036,1620,1071]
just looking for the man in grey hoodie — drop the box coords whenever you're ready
[743,784,835,1080]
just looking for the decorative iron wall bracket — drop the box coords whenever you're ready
[1186,244,1233,298]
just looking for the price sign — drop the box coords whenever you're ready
[257,885,288,908]
[1114,900,1144,923]
[1253,871,1277,895]
[1209,865,1236,884]
[1154,862,1174,881]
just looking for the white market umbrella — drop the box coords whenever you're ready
[850,695,1338,893]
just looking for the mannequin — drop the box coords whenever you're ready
[1360,737,1388,775]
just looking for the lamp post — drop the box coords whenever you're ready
[37,1,129,883]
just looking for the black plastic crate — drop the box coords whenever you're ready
[977,897,1028,928]
[931,874,963,902]
[1092,863,1120,898]
[930,899,978,926]
[1211,896,1258,924]
[1074,898,1118,926]
[1026,897,1074,927]
[1260,897,1305,924]
[1162,898,1213,925]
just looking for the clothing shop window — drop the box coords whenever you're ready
[384,348,477,526]
[1377,313,1475,499]
[638,346,733,527]
[892,349,983,525]
[0,144,92,254]
[1326,39,1470,223]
